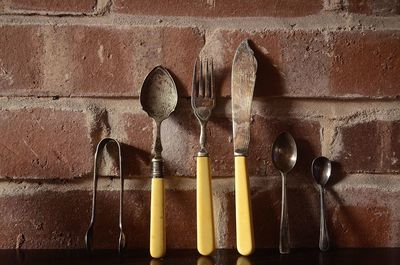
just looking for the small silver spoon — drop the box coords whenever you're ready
[272,132,297,254]
[312,156,332,251]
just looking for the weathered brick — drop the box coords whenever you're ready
[160,98,322,178]
[331,120,400,173]
[203,29,331,98]
[0,108,92,179]
[0,190,90,249]
[347,0,400,15]
[250,116,322,178]
[0,24,204,97]
[120,112,153,177]
[5,0,98,14]
[197,115,322,178]
[44,25,203,98]
[112,0,323,17]
[0,25,43,95]
[0,187,196,249]
[162,100,197,176]
[330,31,400,98]
[224,186,320,248]
[224,182,397,248]
[202,30,282,98]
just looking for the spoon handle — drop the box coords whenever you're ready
[280,172,290,254]
[319,187,330,251]
[150,177,166,258]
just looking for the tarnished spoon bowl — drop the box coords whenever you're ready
[312,156,332,187]
[140,66,178,123]
[272,132,297,173]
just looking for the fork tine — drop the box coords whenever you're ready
[192,59,198,98]
[205,59,210,98]
[210,59,215,99]
[199,59,204,97]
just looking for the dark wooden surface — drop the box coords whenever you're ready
[0,249,399,265]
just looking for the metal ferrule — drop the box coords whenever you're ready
[234,150,247,157]
[152,157,164,178]
[197,150,209,157]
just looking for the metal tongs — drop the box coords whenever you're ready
[85,138,126,254]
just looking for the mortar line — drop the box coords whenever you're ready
[0,13,399,31]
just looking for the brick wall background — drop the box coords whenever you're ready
[0,0,399,249]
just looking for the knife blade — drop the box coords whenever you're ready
[232,39,257,156]
[231,39,257,256]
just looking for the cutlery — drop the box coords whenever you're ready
[140,66,178,258]
[272,132,297,254]
[192,59,216,256]
[231,39,257,256]
[85,138,126,254]
[312,156,332,251]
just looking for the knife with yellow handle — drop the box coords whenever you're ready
[231,39,257,256]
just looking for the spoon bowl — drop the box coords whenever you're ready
[272,132,297,174]
[312,156,332,187]
[140,66,178,122]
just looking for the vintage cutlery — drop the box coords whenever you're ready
[272,132,297,254]
[312,156,332,251]
[85,138,126,254]
[231,39,257,256]
[140,66,178,258]
[192,59,216,256]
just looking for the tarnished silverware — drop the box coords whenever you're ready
[85,138,126,254]
[312,156,332,251]
[231,39,257,256]
[140,66,178,258]
[272,132,297,254]
[191,58,216,256]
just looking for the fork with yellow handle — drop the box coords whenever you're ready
[191,58,216,256]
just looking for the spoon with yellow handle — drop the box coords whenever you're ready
[140,66,178,258]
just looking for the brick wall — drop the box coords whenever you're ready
[0,0,399,249]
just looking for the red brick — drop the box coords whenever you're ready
[224,183,396,248]
[282,30,331,97]
[200,115,322,178]
[333,120,400,173]
[250,116,322,178]
[112,0,323,17]
[330,205,391,247]
[224,186,321,248]
[0,187,196,249]
[45,25,203,98]
[0,190,90,249]
[0,25,43,95]
[0,24,203,97]
[162,100,197,176]
[0,108,92,179]
[203,29,331,98]
[202,30,282,98]
[347,0,400,15]
[120,112,153,177]
[330,31,400,98]
[6,0,97,13]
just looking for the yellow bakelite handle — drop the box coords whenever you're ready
[150,178,166,258]
[235,156,255,256]
[196,156,215,256]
